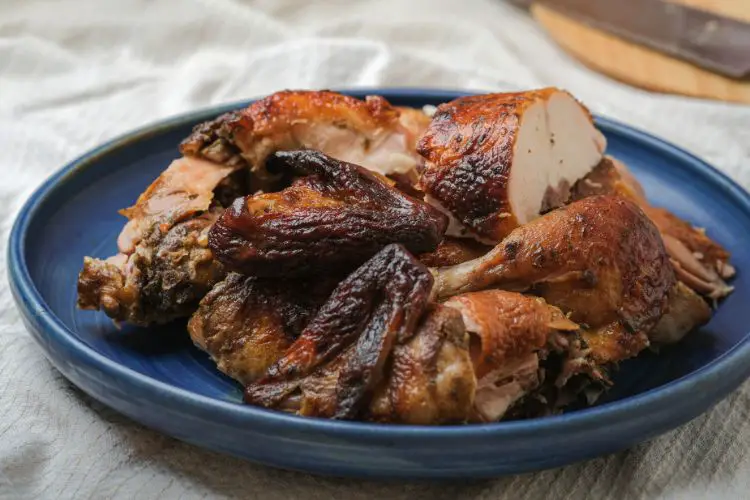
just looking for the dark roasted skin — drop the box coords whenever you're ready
[417,237,492,267]
[418,92,530,241]
[244,244,434,419]
[77,157,237,325]
[187,273,339,385]
[435,195,676,364]
[209,150,448,277]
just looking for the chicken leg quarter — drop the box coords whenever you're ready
[435,194,676,363]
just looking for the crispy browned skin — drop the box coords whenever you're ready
[572,157,733,299]
[418,89,583,241]
[436,195,676,364]
[417,237,492,267]
[444,290,577,379]
[443,290,579,422]
[368,305,476,425]
[209,150,448,277]
[245,244,434,419]
[180,90,429,192]
[77,157,235,325]
[187,273,338,385]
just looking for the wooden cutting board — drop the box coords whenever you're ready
[532,0,750,103]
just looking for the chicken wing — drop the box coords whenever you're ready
[209,150,447,277]
[180,90,430,193]
[245,244,434,419]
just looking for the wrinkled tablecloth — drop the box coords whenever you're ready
[2,1,750,498]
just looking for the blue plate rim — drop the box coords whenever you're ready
[8,87,750,441]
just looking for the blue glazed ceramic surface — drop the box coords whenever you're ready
[8,89,750,479]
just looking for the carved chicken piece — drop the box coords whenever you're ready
[244,244,434,420]
[368,305,477,425]
[418,88,606,243]
[187,273,338,385]
[443,290,578,422]
[180,90,430,192]
[77,157,236,325]
[572,156,734,299]
[435,195,676,363]
[209,150,447,277]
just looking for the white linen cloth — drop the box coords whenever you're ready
[2,1,749,498]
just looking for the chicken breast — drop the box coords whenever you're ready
[418,88,606,243]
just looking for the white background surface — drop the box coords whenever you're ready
[2,0,750,498]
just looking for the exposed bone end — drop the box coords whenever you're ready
[419,88,605,243]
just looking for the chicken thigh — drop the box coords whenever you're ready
[443,290,578,422]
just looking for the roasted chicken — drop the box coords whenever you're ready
[77,157,235,325]
[209,150,447,277]
[77,87,732,425]
[79,91,432,325]
[418,88,606,243]
[229,245,586,423]
[368,304,476,424]
[180,90,430,192]
[417,237,492,268]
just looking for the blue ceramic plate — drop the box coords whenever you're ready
[9,89,750,479]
